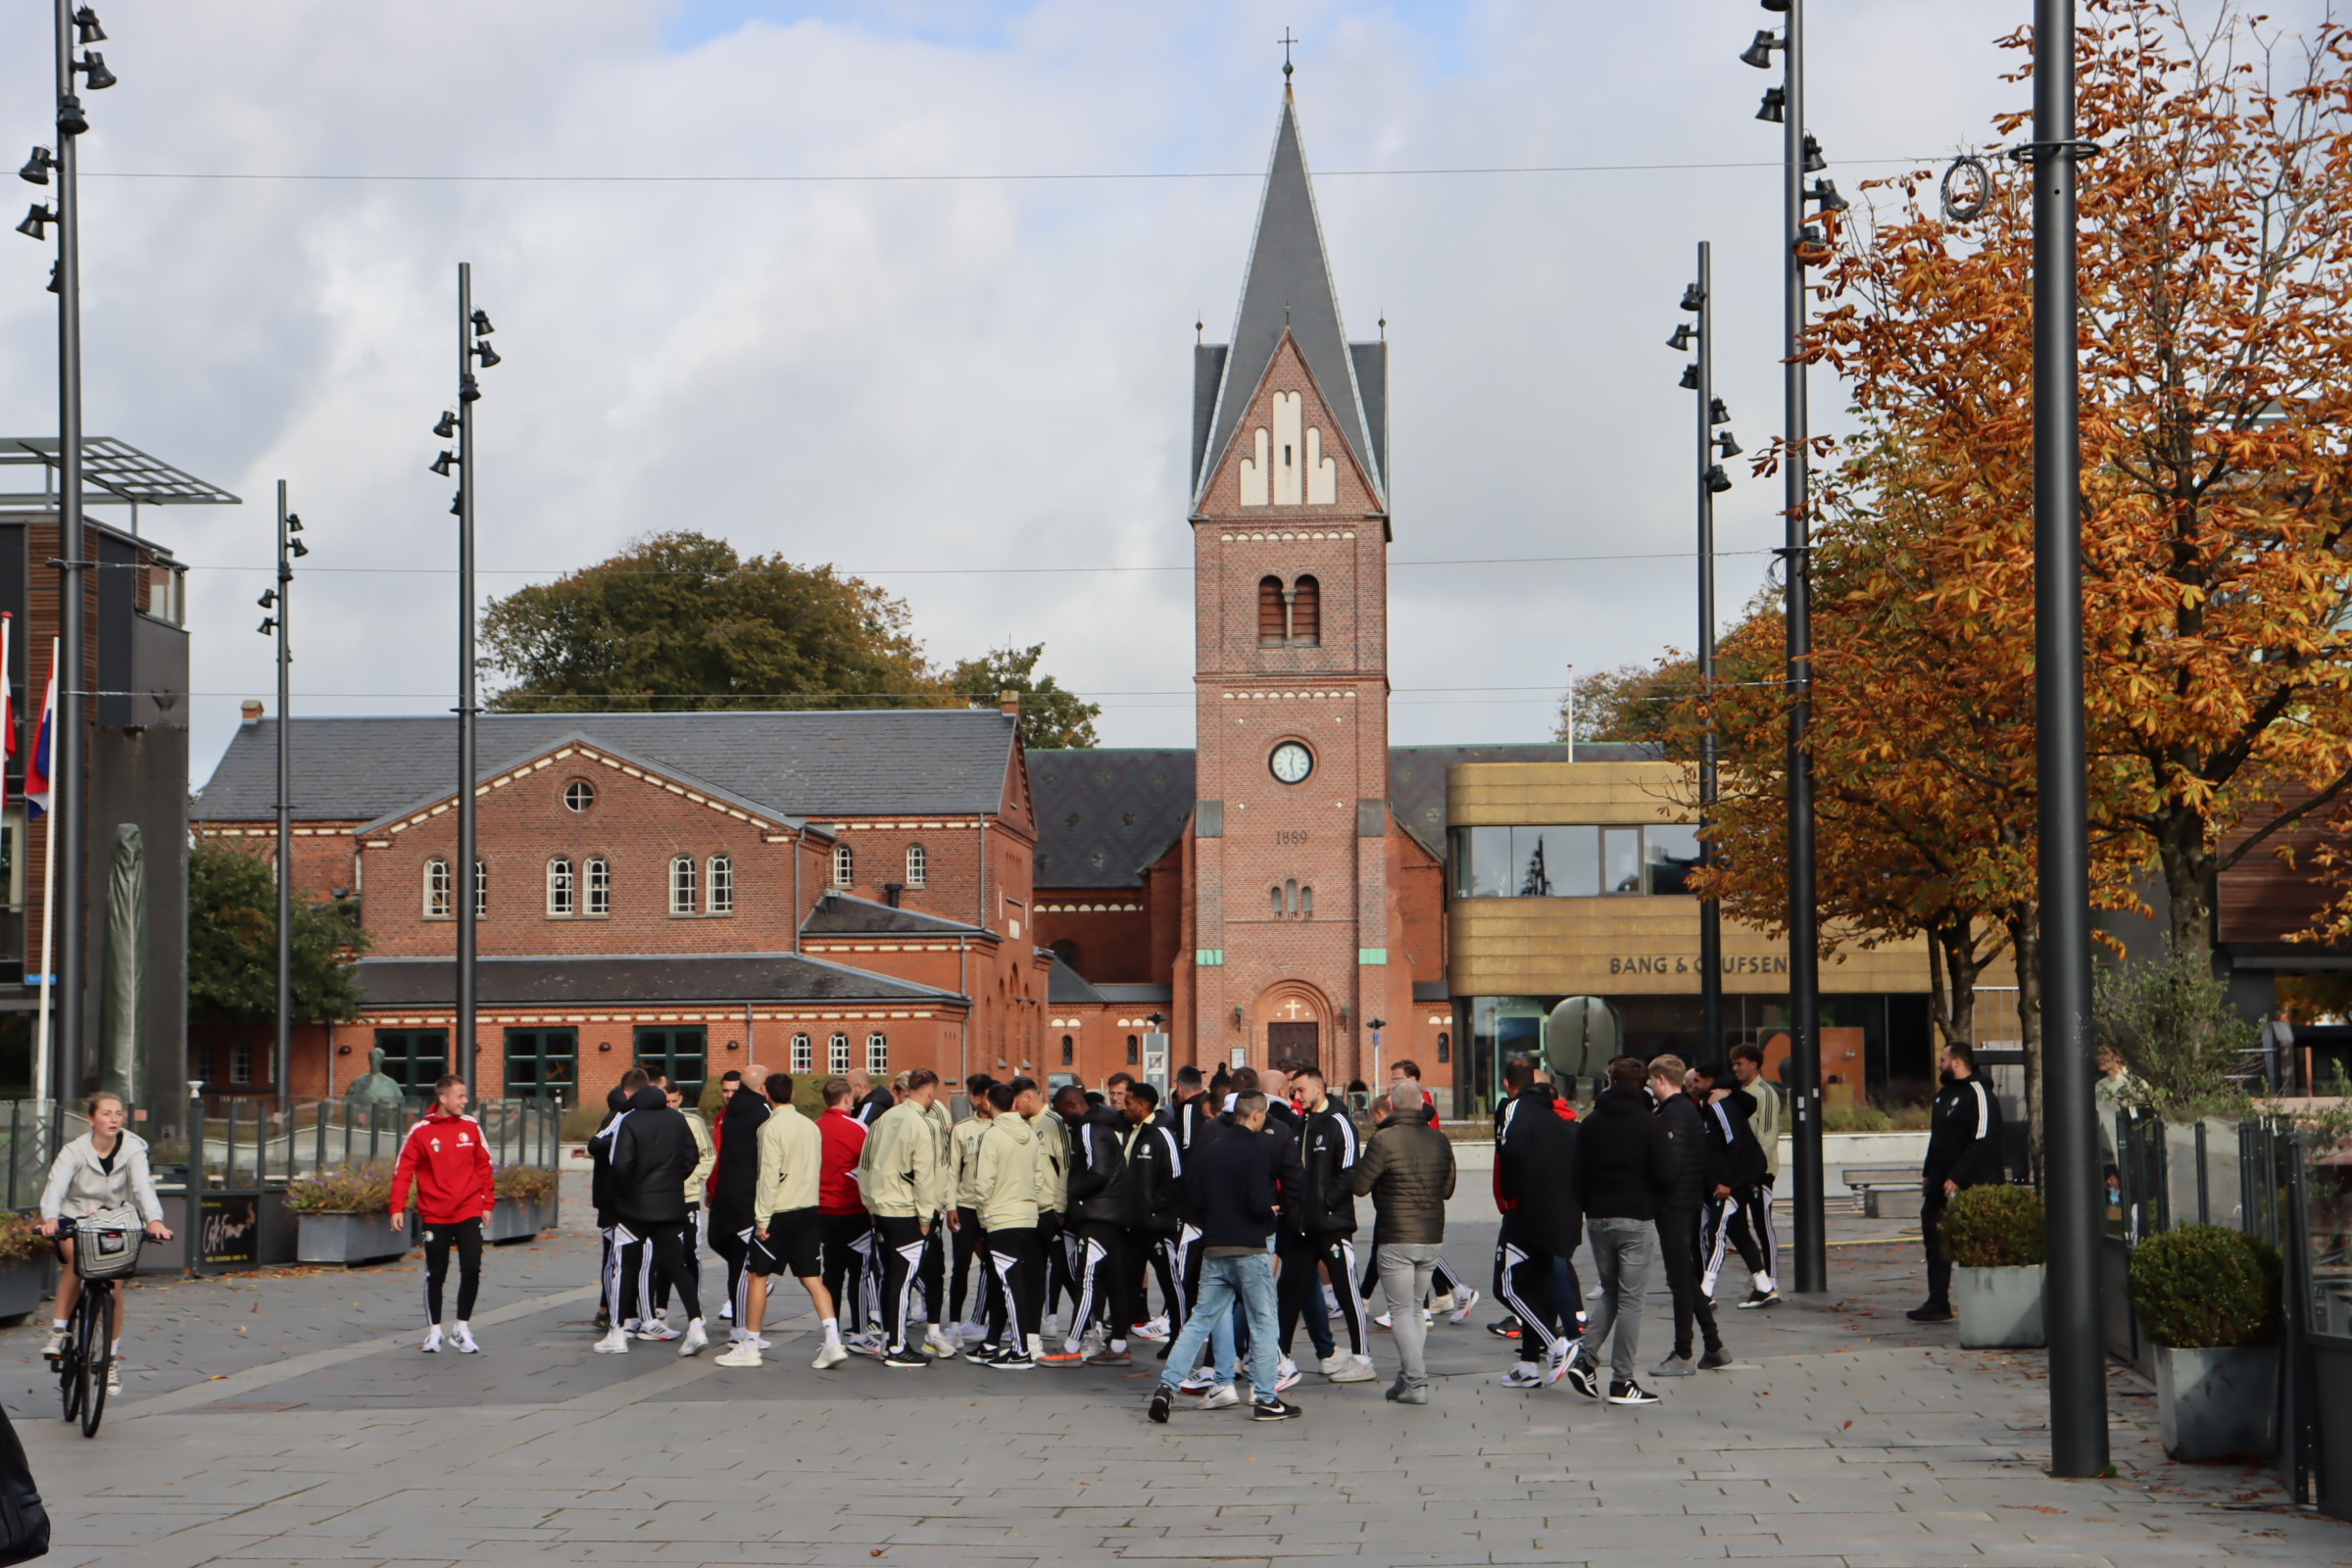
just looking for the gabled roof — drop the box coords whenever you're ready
[354,732,808,839]
[801,892,989,939]
[1048,956,1105,1004]
[350,952,965,1007]
[196,709,1020,826]
[1193,88,1384,509]
[1030,749,1196,889]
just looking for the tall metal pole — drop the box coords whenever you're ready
[51,0,88,1112]
[1782,0,1828,1296]
[2032,0,2108,1478]
[456,264,478,1101]
[1694,242,1724,1065]
[273,481,292,1130]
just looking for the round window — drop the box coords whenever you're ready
[564,780,596,813]
[1270,742,1312,785]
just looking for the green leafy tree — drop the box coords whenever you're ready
[481,531,937,712]
[945,642,1102,751]
[2092,945,2258,1119]
[187,842,368,1024]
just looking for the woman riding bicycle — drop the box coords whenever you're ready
[39,1093,172,1393]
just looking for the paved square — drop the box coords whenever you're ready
[3,1183,2341,1566]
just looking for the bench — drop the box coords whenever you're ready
[1840,1165,1921,1219]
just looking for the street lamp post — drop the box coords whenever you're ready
[1673,245,1740,1070]
[16,3,117,1112]
[258,484,306,1141]
[2028,0,2108,1479]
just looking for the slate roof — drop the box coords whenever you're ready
[1193,89,1385,508]
[195,710,1018,826]
[350,952,964,1008]
[1029,749,1196,889]
[1048,956,1105,1004]
[354,731,811,837]
[801,892,988,938]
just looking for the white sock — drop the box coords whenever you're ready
[454,1321,468,1334]
[822,1318,840,1344]
[1110,1339,1127,1354]
[110,1339,121,1356]
[49,1319,64,1331]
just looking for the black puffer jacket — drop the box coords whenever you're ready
[1348,1103,1456,1246]
[608,1085,700,1225]
[707,1085,770,1226]
[588,1086,630,1228]
[1575,1083,1676,1221]
[1295,1101,1361,1237]
[1061,1104,1132,1229]
[1651,1090,1709,1211]
[1497,1084,1582,1254]
[1701,1087,1769,1194]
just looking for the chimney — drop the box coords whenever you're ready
[240,700,264,726]
[999,688,1020,717]
[883,881,905,908]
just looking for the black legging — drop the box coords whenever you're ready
[984,1225,1044,1349]
[1655,1205,1723,1358]
[628,1217,703,1323]
[423,1216,482,1325]
[950,1206,985,1322]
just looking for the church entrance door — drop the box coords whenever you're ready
[1266,1021,1318,1069]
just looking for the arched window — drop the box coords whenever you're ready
[708,854,733,914]
[1437,1030,1451,1064]
[669,856,698,914]
[1060,1035,1075,1066]
[832,841,854,888]
[1285,878,1298,918]
[1300,884,1313,918]
[585,857,611,915]
[905,844,926,888]
[829,1033,851,1074]
[424,858,451,918]
[1293,575,1320,645]
[1257,575,1287,645]
[791,1033,812,1074]
[547,857,575,916]
[473,859,488,917]
[1126,1035,1140,1065]
[1270,885,1284,917]
[866,1033,888,1074]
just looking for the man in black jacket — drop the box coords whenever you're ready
[1647,1054,1729,1375]
[1910,1041,2004,1322]
[1056,1085,1136,1365]
[1276,1069,1377,1384]
[1494,1061,1584,1389]
[596,1081,710,1357]
[1569,1056,1676,1403]
[1146,1093,1299,1424]
[1162,1067,1215,1352]
[1115,1082,1187,1344]
[588,1083,636,1334]
[706,1069,772,1342]
[1690,1061,1769,1306]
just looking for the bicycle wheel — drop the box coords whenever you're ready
[78,1284,111,1438]
[60,1290,89,1425]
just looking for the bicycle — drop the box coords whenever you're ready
[49,1218,141,1439]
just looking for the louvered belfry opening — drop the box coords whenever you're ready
[1293,575,1320,645]
[1258,575,1287,644]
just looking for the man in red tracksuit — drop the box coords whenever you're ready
[390,1074,498,1353]
[816,1078,877,1350]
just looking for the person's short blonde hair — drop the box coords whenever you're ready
[1646,1053,1688,1083]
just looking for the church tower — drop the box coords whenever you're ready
[1181,80,1399,1088]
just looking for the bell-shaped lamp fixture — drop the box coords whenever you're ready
[14,204,52,240]
[1802,134,1826,173]
[1709,396,1732,426]
[257,616,276,636]
[78,52,116,91]
[429,450,457,476]
[450,493,464,516]
[474,341,502,369]
[1679,282,1704,313]
[1716,430,1743,460]
[1739,29,1778,69]
[469,309,495,336]
[432,411,458,439]
[285,513,304,533]
[1679,363,1700,391]
[73,7,105,43]
[1705,465,1734,495]
[1666,323,1694,352]
[289,537,309,559]
[459,372,481,404]
[256,590,276,610]
[56,96,88,138]
[1809,177,1848,213]
[19,147,52,186]
[1756,87,1785,123]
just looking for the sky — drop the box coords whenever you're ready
[0,0,2328,786]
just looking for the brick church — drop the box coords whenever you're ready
[193,83,1548,1110]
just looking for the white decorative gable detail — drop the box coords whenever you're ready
[1239,390,1338,508]
[1241,427,1269,507]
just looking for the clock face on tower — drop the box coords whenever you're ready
[1270,741,1313,785]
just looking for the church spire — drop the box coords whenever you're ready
[1191,79,1386,510]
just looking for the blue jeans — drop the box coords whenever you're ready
[1156,1251,1280,1399]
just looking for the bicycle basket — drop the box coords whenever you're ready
[72,1205,142,1281]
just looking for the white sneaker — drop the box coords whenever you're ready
[592,1328,631,1354]
[811,1339,849,1370]
[39,1330,64,1358]
[718,1301,734,1321]
[1329,1353,1378,1384]
[636,1320,682,1343]
[420,1327,443,1354]
[678,1320,709,1357]
[1499,1362,1545,1390]
[1317,1351,1348,1377]
[1131,1315,1171,1343]
[1449,1288,1482,1325]
[1199,1384,1240,1409]
[713,1343,763,1368]
[953,1318,988,1341]
[1177,1365,1218,1394]
[105,1360,122,1394]
[732,1332,772,1351]
[452,1325,480,1354]
[1043,1314,1064,1341]
[1322,1286,1341,1315]
[1274,1357,1302,1393]
[1372,1311,1394,1330]
[924,1326,958,1358]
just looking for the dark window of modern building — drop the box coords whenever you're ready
[1452,824,1699,900]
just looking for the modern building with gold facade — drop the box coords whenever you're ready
[1446,758,1940,1110]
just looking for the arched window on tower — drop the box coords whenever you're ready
[1293,575,1320,645]
[1300,884,1313,918]
[1257,575,1286,645]
[1270,885,1284,917]
[1285,878,1298,918]
[1060,1035,1075,1067]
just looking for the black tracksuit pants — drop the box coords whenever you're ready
[652,1203,702,1313]
[709,1211,754,1325]
[1922,1187,1952,1307]
[1496,1235,1572,1359]
[951,1205,992,1324]
[1278,1231,1370,1359]
[422,1216,482,1325]
[624,1217,702,1323]
[984,1224,1044,1349]
[875,1215,929,1352]
[1066,1222,1136,1345]
[821,1212,876,1331]
[1654,1204,1723,1358]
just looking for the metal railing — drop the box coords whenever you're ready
[185,1095,564,1187]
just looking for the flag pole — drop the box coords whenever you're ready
[32,637,56,1114]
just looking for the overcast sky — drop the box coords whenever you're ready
[0,0,2323,786]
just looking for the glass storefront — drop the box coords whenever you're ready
[1451,823,1701,900]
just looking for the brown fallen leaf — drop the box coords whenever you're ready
[1842,1420,1854,1430]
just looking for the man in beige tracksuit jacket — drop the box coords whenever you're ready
[971,1081,1046,1366]
[1028,1092,1074,1335]
[857,1069,949,1363]
[716,1072,846,1370]
[949,1092,996,1336]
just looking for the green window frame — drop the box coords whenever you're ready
[504,1027,578,1102]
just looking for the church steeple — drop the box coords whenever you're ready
[1191,86,1387,510]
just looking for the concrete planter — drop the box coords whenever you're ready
[0,1255,51,1325]
[1954,1264,2045,1348]
[295,1211,410,1267]
[485,1198,544,1245]
[2155,1344,2279,1463]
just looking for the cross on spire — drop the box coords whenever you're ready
[1280,28,1298,82]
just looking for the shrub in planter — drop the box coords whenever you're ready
[493,1165,558,1205]
[2129,1224,2283,1462]
[286,1167,393,1215]
[0,1212,46,1267]
[1941,1184,2048,1268]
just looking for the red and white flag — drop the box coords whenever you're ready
[24,638,56,820]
